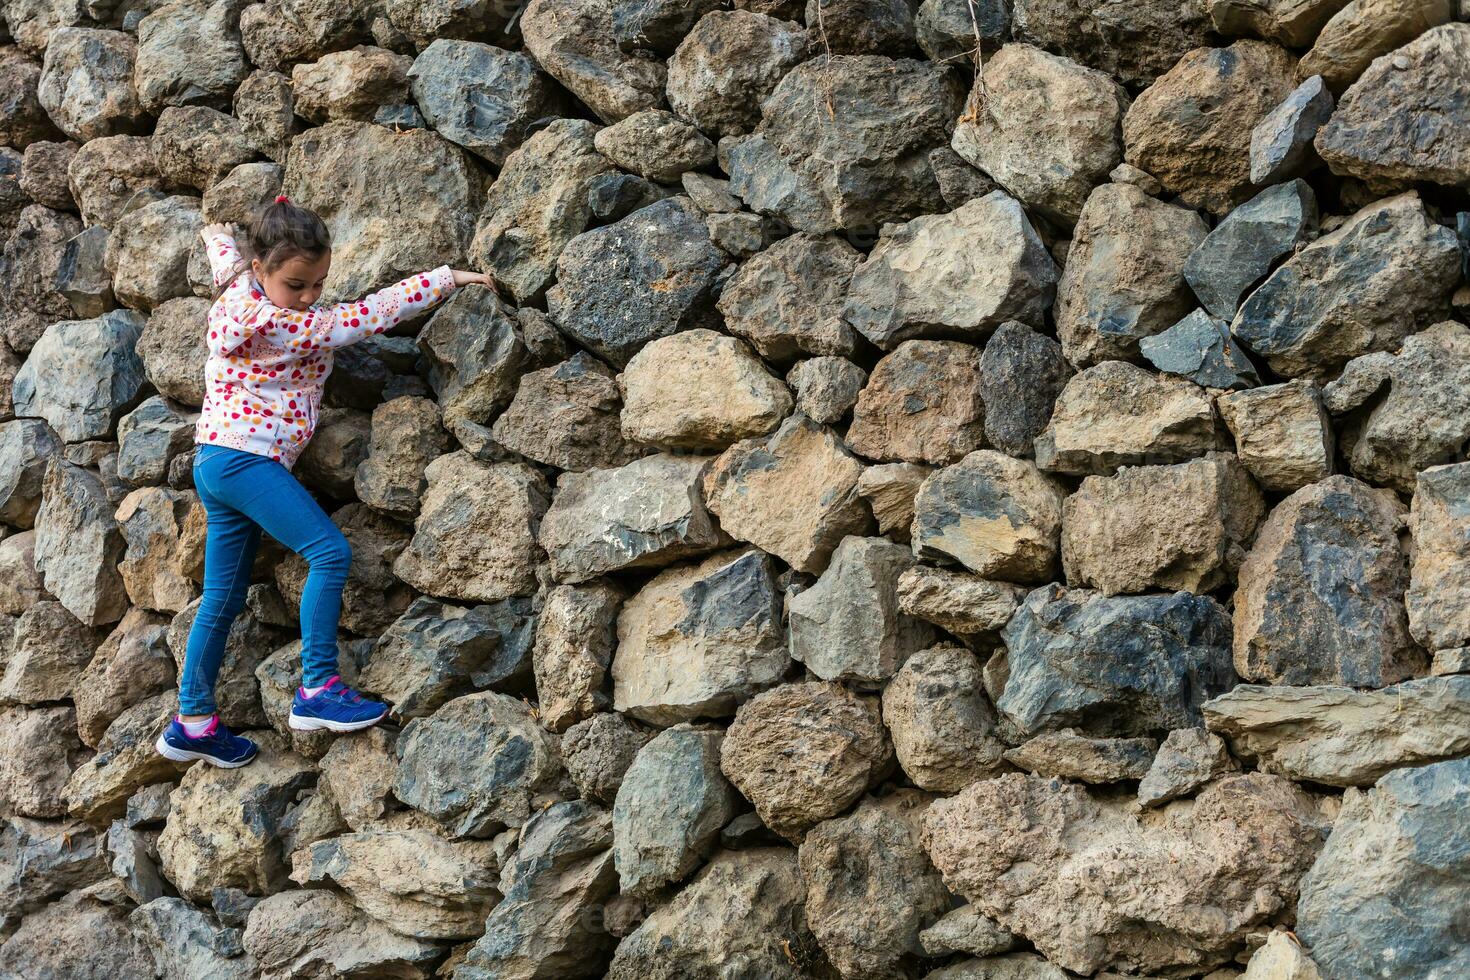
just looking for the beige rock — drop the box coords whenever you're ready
[703,414,872,574]
[1036,361,1223,476]
[73,606,173,748]
[1123,40,1298,215]
[0,705,86,818]
[290,46,412,122]
[912,450,1066,583]
[114,488,196,614]
[1208,0,1354,47]
[66,135,165,229]
[1408,463,1470,652]
[354,396,451,522]
[883,646,1007,792]
[242,889,440,980]
[64,692,184,823]
[1299,0,1452,92]
[533,581,623,733]
[848,340,986,466]
[717,232,862,361]
[855,462,931,543]
[619,329,792,450]
[720,681,893,842]
[952,43,1129,223]
[1,599,103,705]
[1203,676,1470,787]
[1003,730,1157,784]
[786,356,866,425]
[318,726,397,831]
[520,0,666,123]
[896,566,1026,640]
[1062,453,1267,596]
[921,772,1327,975]
[1242,930,1323,980]
[1217,381,1333,493]
[0,531,47,614]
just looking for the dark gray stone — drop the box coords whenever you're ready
[211,887,261,929]
[548,197,726,367]
[372,103,423,129]
[1012,0,1214,87]
[417,285,528,426]
[130,896,255,980]
[0,204,83,352]
[0,816,107,931]
[115,395,195,487]
[1250,74,1334,186]
[805,0,918,54]
[979,321,1073,458]
[1297,756,1470,979]
[561,712,654,806]
[323,334,420,412]
[999,584,1238,738]
[0,418,61,528]
[1140,310,1261,390]
[666,9,809,139]
[916,0,1009,62]
[586,172,670,222]
[1183,179,1318,320]
[613,0,724,53]
[928,145,1000,210]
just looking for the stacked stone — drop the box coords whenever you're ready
[0,0,1468,977]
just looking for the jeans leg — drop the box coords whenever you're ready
[179,478,262,716]
[205,453,353,690]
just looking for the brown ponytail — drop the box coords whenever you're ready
[213,196,332,301]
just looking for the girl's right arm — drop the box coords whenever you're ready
[267,268,496,352]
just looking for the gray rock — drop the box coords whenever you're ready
[130,897,255,980]
[134,0,250,114]
[918,905,1018,959]
[232,69,296,162]
[848,340,986,466]
[0,48,58,148]
[103,195,203,311]
[468,118,615,304]
[520,0,667,123]
[1234,475,1421,688]
[1136,727,1238,808]
[613,725,738,896]
[56,226,113,321]
[1003,730,1158,784]
[665,9,809,138]
[718,231,862,362]
[242,889,441,980]
[1000,584,1238,738]
[106,820,166,905]
[978,322,1073,459]
[1409,462,1470,652]
[0,204,83,352]
[928,144,1001,209]
[493,353,639,472]
[1139,310,1261,390]
[790,535,935,687]
[18,139,76,210]
[533,581,623,733]
[381,0,511,49]
[36,28,147,141]
[150,105,255,191]
[916,0,1009,62]
[548,197,725,367]
[1204,677,1470,787]
[1055,182,1209,367]
[612,0,723,54]
[64,135,165,230]
[1251,75,1334,185]
[613,548,788,725]
[896,566,1025,641]
[805,0,917,54]
[393,691,563,838]
[704,210,772,258]
[0,816,107,931]
[457,800,618,980]
[0,418,61,528]
[115,396,195,487]
[561,712,654,806]
[0,885,153,980]
[845,191,1058,349]
[721,132,833,234]
[1185,180,1319,321]
[1217,380,1333,493]
[586,172,669,222]
[883,645,1008,792]
[1297,756,1470,979]
[33,460,128,626]
[681,172,742,213]
[1232,191,1461,380]
[409,39,566,167]
[63,693,184,824]
[594,108,715,183]
[415,286,526,427]
[540,453,725,583]
[786,356,866,425]
[201,161,283,224]
[1012,0,1215,87]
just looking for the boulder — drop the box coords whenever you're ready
[805,0,917,53]
[0,419,61,528]
[14,310,145,443]
[393,691,563,838]
[456,800,619,980]
[1140,310,1261,390]
[352,397,449,521]
[665,9,809,138]
[0,532,46,613]
[1183,179,1318,320]
[134,0,250,114]
[547,197,725,368]
[1234,475,1420,687]
[294,406,370,499]
[0,48,58,147]
[1296,756,1470,979]
[520,0,667,123]
[0,886,154,980]
[800,792,950,978]
[787,356,866,425]
[0,816,107,931]
[920,772,1326,975]
[18,139,75,210]
[1299,0,1453,92]
[918,905,1018,959]
[848,340,985,466]
[114,487,197,613]
[703,414,873,575]
[1232,191,1461,381]
[952,43,1128,224]
[1137,727,1238,808]
[1063,453,1266,596]
[606,848,822,979]
[855,462,930,543]
[1055,182,1209,367]
[1000,585,1237,737]
[611,0,724,54]
[202,161,282,225]
[392,453,548,603]
[415,286,526,429]
[1122,40,1298,215]
[593,108,715,183]
[290,829,501,939]
[883,645,1008,792]
[1250,75,1334,185]
[613,724,738,896]
[0,705,85,817]
[151,106,255,192]
[1036,361,1223,476]
[541,453,725,582]
[717,232,862,361]
[64,135,164,229]
[1003,730,1157,784]
[314,726,396,831]
[613,548,788,725]
[533,581,623,733]
[1323,322,1470,494]
[36,28,147,141]
[104,195,203,311]
[1217,381,1333,493]
[0,599,102,703]
[896,566,1025,641]
[75,607,174,748]
[0,204,82,353]
[978,322,1073,459]
[720,681,892,842]
[129,896,257,980]
[282,121,479,302]
[381,0,512,49]
[116,397,195,488]
[621,329,792,450]
[912,450,1066,583]
[561,712,654,806]
[232,69,296,162]
[54,224,114,321]
[844,192,1058,349]
[242,889,441,980]
[1408,463,1470,652]
[1011,0,1215,87]
[1208,0,1353,47]
[64,693,184,824]
[1203,677,1470,787]
[136,298,209,409]
[291,45,411,123]
[493,353,638,471]
[33,460,128,627]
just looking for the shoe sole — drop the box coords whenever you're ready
[287,708,388,733]
[154,733,256,768]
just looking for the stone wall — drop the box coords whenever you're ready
[1,0,1469,977]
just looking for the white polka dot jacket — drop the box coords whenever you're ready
[194,230,457,470]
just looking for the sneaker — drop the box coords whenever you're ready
[288,675,388,732]
[155,716,258,768]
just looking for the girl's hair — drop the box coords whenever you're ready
[214,197,332,300]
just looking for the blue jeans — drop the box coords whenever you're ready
[179,443,351,715]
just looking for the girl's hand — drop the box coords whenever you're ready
[452,269,500,295]
[201,222,236,242]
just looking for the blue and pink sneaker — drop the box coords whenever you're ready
[288,675,388,732]
[155,716,259,768]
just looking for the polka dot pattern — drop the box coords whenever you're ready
[194,232,458,469]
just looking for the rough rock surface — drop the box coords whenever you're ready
[1137,727,1238,808]
[1217,381,1334,493]
[718,232,861,361]
[883,645,1007,792]
[1003,730,1157,784]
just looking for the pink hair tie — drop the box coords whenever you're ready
[274,194,289,204]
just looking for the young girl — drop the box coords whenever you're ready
[156,196,493,768]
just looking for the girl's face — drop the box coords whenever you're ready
[254,251,331,312]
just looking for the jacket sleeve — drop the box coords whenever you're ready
[204,230,247,289]
[265,266,459,352]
